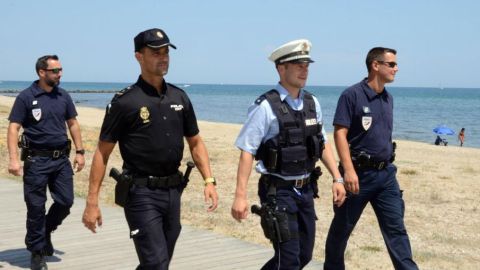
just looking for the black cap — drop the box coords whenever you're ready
[134,28,177,52]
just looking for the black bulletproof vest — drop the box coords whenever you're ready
[255,90,325,176]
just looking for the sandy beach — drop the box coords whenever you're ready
[1,95,479,270]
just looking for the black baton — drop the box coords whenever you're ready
[184,161,195,181]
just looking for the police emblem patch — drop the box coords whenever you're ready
[156,31,163,38]
[32,108,42,121]
[363,106,371,113]
[139,107,150,123]
[362,116,372,131]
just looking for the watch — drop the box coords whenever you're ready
[76,149,85,155]
[333,177,344,184]
[204,177,217,186]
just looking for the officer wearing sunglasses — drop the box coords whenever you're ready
[324,47,419,270]
[7,55,85,270]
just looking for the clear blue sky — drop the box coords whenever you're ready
[1,0,479,88]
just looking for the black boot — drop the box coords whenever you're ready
[30,251,48,270]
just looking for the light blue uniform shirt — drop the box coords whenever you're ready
[235,83,328,180]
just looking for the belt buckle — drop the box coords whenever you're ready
[53,150,61,158]
[377,161,385,170]
[147,176,157,188]
[294,179,304,188]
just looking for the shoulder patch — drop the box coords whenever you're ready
[111,85,134,102]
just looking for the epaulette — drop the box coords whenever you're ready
[111,85,135,102]
[254,94,267,105]
[167,83,185,92]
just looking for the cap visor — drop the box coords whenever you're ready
[147,42,177,50]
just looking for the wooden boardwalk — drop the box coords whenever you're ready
[0,178,323,269]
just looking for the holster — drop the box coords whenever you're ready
[309,166,322,199]
[18,134,29,161]
[110,168,132,207]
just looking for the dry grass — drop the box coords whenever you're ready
[1,96,480,269]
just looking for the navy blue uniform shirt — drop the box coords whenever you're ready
[8,81,77,148]
[100,76,199,176]
[333,78,393,161]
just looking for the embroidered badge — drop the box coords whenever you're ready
[32,100,38,105]
[156,31,163,38]
[170,104,184,111]
[305,118,317,126]
[139,107,150,123]
[130,229,139,236]
[363,106,371,113]
[32,108,42,121]
[362,116,372,131]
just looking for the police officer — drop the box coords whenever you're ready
[323,47,419,270]
[81,28,219,270]
[231,39,346,270]
[7,55,86,270]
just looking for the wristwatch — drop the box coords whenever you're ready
[76,149,85,155]
[333,177,344,184]
[204,177,217,186]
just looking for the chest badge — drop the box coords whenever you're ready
[32,108,42,121]
[170,104,184,111]
[363,106,371,113]
[139,107,150,123]
[362,116,372,131]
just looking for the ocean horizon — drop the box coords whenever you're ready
[1,80,479,148]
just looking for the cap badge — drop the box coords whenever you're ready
[302,42,308,50]
[156,31,163,38]
[140,106,150,123]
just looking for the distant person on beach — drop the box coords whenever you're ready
[323,47,418,270]
[81,28,218,269]
[231,39,346,269]
[458,128,465,146]
[7,54,85,270]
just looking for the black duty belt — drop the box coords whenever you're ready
[353,160,390,170]
[132,171,183,189]
[28,148,69,159]
[261,175,311,189]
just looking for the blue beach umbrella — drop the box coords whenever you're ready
[433,125,455,135]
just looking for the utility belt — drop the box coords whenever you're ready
[131,171,184,189]
[18,134,71,160]
[27,148,70,159]
[351,151,392,170]
[110,162,195,207]
[260,174,311,189]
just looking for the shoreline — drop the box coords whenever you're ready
[1,95,480,269]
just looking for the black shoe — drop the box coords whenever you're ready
[44,232,54,256]
[31,252,48,270]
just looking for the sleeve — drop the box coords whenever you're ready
[99,99,125,143]
[8,95,28,124]
[333,91,353,128]
[64,92,78,120]
[313,96,328,143]
[182,94,200,137]
[234,102,270,155]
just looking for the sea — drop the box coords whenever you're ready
[1,80,479,148]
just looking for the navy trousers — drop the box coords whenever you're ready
[258,180,317,270]
[124,185,183,270]
[324,164,418,270]
[23,155,74,253]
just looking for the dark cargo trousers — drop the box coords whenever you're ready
[324,164,418,270]
[23,155,74,253]
[258,181,317,270]
[124,185,183,270]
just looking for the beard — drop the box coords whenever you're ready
[45,77,60,87]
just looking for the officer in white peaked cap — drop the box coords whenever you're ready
[232,39,346,269]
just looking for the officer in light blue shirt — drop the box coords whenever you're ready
[231,39,346,270]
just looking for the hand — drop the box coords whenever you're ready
[82,203,103,233]
[231,197,249,222]
[204,184,218,212]
[73,154,85,172]
[8,160,23,176]
[332,182,347,207]
[344,169,359,194]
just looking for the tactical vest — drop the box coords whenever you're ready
[255,90,325,176]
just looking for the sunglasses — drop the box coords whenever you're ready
[377,61,397,68]
[44,68,63,74]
